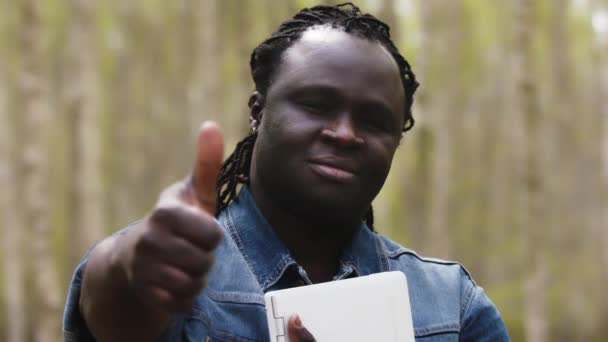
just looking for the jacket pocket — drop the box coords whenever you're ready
[414,322,460,341]
[415,333,458,342]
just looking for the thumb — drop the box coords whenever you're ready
[191,121,224,214]
[288,315,316,342]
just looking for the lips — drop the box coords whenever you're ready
[308,156,358,183]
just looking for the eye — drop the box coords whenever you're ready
[360,116,390,132]
[288,86,339,115]
[357,111,395,134]
[296,98,333,114]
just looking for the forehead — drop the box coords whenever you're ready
[271,26,404,110]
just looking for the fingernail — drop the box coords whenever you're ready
[200,120,218,130]
[294,315,302,328]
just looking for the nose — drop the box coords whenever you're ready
[320,114,365,147]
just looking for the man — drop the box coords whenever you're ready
[63,3,509,341]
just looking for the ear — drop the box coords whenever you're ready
[248,91,264,128]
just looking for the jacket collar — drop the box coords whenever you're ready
[224,186,389,291]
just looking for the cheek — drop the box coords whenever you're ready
[367,140,398,179]
[262,105,321,144]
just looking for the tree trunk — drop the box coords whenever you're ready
[379,0,399,42]
[19,1,62,341]
[64,0,105,263]
[418,0,463,258]
[481,5,512,282]
[596,1,608,283]
[188,0,220,136]
[402,0,434,249]
[236,0,253,134]
[0,42,26,342]
[512,0,548,341]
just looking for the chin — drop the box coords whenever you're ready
[297,189,369,222]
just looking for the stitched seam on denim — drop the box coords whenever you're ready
[414,321,460,337]
[224,207,261,289]
[374,233,390,272]
[204,288,266,306]
[340,253,359,276]
[384,243,393,271]
[414,329,460,338]
[460,282,478,329]
[63,330,77,340]
[260,255,296,290]
[388,249,458,265]
[337,262,356,279]
[211,330,256,342]
[187,308,212,326]
[71,257,88,285]
[387,248,476,283]
[224,207,295,292]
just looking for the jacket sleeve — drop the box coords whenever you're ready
[63,253,96,342]
[63,222,140,342]
[460,284,510,341]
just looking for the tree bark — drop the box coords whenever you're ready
[379,0,399,42]
[512,0,549,341]
[188,0,220,135]
[64,0,105,263]
[0,39,26,342]
[19,1,62,341]
[596,1,608,284]
[418,0,463,258]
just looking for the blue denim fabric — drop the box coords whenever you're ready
[63,187,509,341]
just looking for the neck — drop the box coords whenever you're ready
[249,184,360,283]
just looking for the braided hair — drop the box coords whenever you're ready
[216,3,419,230]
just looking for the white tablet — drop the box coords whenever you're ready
[264,271,415,342]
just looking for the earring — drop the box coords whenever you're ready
[250,119,258,133]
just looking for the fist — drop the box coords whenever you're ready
[118,121,224,313]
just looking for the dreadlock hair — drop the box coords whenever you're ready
[216,2,419,230]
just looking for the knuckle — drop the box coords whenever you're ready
[162,266,190,285]
[205,222,223,246]
[138,286,171,310]
[134,231,159,255]
[150,206,178,226]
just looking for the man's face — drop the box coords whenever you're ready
[250,26,405,223]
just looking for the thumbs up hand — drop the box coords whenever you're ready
[117,121,224,313]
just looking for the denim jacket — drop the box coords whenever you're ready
[64,187,509,341]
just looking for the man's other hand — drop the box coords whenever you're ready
[287,315,317,342]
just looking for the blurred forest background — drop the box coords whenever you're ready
[0,0,607,341]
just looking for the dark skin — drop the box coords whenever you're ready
[250,27,405,284]
[78,27,404,342]
[79,122,224,341]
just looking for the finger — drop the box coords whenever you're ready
[287,315,316,342]
[159,236,216,276]
[143,264,205,299]
[192,121,224,214]
[137,285,173,311]
[140,285,196,313]
[135,225,215,276]
[149,205,222,250]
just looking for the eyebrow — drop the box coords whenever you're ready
[288,84,398,121]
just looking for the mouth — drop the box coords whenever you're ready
[308,157,358,183]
